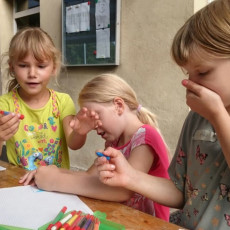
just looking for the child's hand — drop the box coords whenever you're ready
[19,170,37,186]
[0,113,21,142]
[182,79,225,122]
[34,165,60,191]
[95,147,133,188]
[70,107,102,135]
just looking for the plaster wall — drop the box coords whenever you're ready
[0,0,209,170]
[0,0,14,95]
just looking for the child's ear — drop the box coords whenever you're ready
[113,97,124,115]
[52,64,58,76]
[9,64,14,76]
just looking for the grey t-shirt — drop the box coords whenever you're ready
[169,111,230,230]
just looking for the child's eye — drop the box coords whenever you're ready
[38,64,47,68]
[18,64,27,68]
[198,71,209,76]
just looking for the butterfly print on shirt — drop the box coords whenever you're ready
[177,148,186,165]
[196,145,208,165]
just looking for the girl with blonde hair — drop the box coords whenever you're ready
[25,73,170,221]
[0,27,100,171]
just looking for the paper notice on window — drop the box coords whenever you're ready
[95,0,110,29]
[66,2,90,33]
[96,28,110,58]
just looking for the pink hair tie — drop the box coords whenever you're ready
[137,104,142,112]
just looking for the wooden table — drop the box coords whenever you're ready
[0,160,183,230]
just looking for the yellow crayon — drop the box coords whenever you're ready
[60,213,78,230]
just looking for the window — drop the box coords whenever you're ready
[14,0,40,30]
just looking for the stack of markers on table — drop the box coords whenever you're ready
[46,206,100,230]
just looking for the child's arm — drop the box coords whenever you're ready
[96,147,184,209]
[22,144,157,203]
[63,107,101,150]
[182,79,230,168]
[0,112,21,156]
[19,167,72,186]
[32,165,133,202]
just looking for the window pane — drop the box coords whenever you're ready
[16,0,40,12]
[16,13,40,30]
[28,0,40,8]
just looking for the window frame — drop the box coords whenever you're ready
[13,0,40,32]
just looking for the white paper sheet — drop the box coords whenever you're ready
[96,28,110,58]
[0,165,6,171]
[95,0,110,29]
[0,185,93,229]
[66,2,90,33]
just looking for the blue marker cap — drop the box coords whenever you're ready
[96,152,110,160]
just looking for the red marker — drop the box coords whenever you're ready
[51,211,77,230]
[0,110,24,120]
[47,206,67,230]
[93,217,100,230]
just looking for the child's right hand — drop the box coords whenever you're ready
[70,107,102,135]
[0,113,21,141]
[95,147,134,188]
[181,79,225,122]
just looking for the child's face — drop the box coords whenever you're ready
[11,52,55,96]
[182,49,230,111]
[82,101,124,143]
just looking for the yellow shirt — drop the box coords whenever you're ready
[0,89,76,170]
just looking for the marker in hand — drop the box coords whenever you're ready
[0,110,24,120]
[96,152,110,160]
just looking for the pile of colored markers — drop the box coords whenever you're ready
[46,206,100,230]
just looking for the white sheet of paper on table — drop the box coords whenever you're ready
[0,165,6,171]
[0,185,93,229]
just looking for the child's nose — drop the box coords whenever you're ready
[28,67,36,77]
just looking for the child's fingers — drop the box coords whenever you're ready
[103,147,122,158]
[19,172,29,183]
[98,170,115,184]
[97,163,116,171]
[78,107,88,115]
[94,156,107,166]
[20,170,36,185]
[182,79,203,96]
[30,181,36,186]
[95,120,102,128]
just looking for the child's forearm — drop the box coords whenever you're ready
[36,166,133,202]
[67,131,86,150]
[63,116,87,150]
[126,169,184,209]
[56,171,133,201]
[211,108,230,168]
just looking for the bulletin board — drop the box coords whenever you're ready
[62,0,121,66]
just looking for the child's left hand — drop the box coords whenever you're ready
[19,170,37,186]
[70,107,102,135]
[34,165,60,191]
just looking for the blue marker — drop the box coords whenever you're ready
[96,152,111,160]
